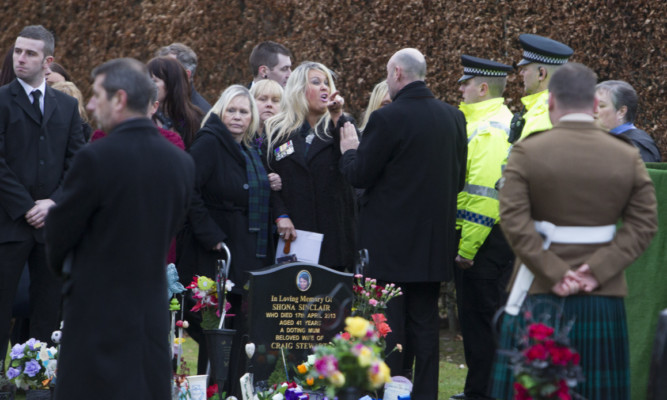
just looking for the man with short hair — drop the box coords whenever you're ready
[490,63,657,400]
[45,58,195,399]
[0,25,84,361]
[249,41,293,87]
[157,42,211,112]
[509,34,573,142]
[595,80,660,162]
[451,55,515,400]
[340,48,467,400]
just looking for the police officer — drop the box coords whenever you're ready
[451,55,515,400]
[509,34,573,142]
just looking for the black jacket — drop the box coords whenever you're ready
[178,113,274,289]
[45,118,195,400]
[620,128,661,162]
[340,81,467,282]
[0,79,84,243]
[267,116,357,270]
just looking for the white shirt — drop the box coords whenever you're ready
[17,77,46,114]
[559,113,594,122]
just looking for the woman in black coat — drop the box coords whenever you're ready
[264,61,356,271]
[177,85,273,395]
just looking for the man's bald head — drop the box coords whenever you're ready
[386,48,426,99]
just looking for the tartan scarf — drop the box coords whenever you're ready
[239,143,270,257]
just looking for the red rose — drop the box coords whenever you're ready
[524,343,548,361]
[528,323,554,341]
[555,379,571,400]
[549,346,573,366]
[341,332,351,340]
[513,382,532,400]
[207,384,218,399]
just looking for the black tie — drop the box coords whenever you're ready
[32,89,42,122]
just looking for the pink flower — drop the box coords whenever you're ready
[314,355,338,377]
[369,299,378,306]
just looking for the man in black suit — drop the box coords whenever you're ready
[340,48,467,400]
[0,25,84,361]
[156,42,212,113]
[45,58,195,399]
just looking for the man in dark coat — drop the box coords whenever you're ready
[45,58,195,400]
[0,25,84,362]
[156,42,211,113]
[340,48,467,400]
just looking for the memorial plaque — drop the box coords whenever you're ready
[247,262,353,383]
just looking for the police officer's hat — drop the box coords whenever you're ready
[517,34,573,66]
[458,55,513,83]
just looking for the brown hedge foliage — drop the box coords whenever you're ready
[2,0,665,153]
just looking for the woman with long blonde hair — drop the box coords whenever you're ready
[358,80,391,132]
[264,61,357,271]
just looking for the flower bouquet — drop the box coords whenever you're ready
[186,275,234,330]
[351,275,402,321]
[299,316,392,399]
[5,338,57,391]
[255,381,309,400]
[509,322,584,400]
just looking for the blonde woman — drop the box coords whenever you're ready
[51,81,93,141]
[250,79,284,189]
[177,85,271,393]
[264,61,357,271]
[358,80,391,132]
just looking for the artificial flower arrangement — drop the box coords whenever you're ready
[5,338,58,391]
[296,316,393,399]
[351,275,402,321]
[186,275,234,330]
[255,381,309,400]
[508,321,584,400]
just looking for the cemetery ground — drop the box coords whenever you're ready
[176,325,467,398]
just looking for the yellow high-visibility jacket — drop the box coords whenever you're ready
[519,90,552,141]
[457,98,512,259]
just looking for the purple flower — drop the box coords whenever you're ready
[6,367,21,379]
[10,343,25,359]
[23,359,41,377]
[314,355,338,377]
[26,338,40,351]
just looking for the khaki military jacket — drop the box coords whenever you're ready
[499,118,657,297]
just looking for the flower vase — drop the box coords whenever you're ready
[25,389,53,400]
[203,328,236,398]
[336,386,364,400]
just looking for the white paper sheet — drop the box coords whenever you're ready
[275,229,323,264]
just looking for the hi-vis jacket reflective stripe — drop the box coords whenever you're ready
[457,98,512,260]
[519,90,552,141]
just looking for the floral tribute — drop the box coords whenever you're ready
[510,321,584,400]
[351,275,402,321]
[297,316,392,399]
[5,338,58,390]
[186,275,234,330]
[255,381,309,400]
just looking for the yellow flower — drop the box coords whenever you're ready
[297,363,308,374]
[198,276,216,293]
[357,346,373,367]
[345,316,370,338]
[174,338,186,345]
[306,377,315,386]
[369,361,392,388]
[329,370,345,387]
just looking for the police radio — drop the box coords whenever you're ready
[508,111,525,144]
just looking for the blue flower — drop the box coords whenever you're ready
[10,343,25,359]
[24,359,41,377]
[6,367,21,379]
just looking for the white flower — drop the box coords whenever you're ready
[225,280,235,292]
[271,393,284,400]
[245,343,255,358]
[306,354,316,366]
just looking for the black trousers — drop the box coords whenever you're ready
[384,281,441,400]
[454,225,514,399]
[0,239,62,363]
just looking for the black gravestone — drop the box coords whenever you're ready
[247,262,353,383]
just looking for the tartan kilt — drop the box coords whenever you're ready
[489,294,630,400]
